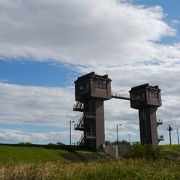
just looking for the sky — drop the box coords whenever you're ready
[0,0,180,145]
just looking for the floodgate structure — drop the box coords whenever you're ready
[73,72,163,152]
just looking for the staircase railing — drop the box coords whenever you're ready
[78,134,84,146]
[157,119,163,126]
[158,135,164,142]
[74,113,84,130]
[73,101,84,111]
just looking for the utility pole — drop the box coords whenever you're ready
[128,133,131,145]
[70,120,75,146]
[177,128,179,145]
[167,125,173,145]
[116,124,122,144]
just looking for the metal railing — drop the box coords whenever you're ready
[158,135,164,141]
[73,101,84,111]
[111,92,131,100]
[74,113,84,130]
[111,92,144,101]
[157,119,163,126]
[78,134,84,146]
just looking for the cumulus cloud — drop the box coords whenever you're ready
[0,0,179,66]
[0,128,79,144]
[0,82,77,127]
[0,82,83,143]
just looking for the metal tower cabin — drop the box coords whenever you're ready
[129,84,162,147]
[73,72,111,151]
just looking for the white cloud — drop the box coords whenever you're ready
[0,128,80,144]
[170,19,180,26]
[0,82,77,127]
[0,82,83,144]
[0,0,178,66]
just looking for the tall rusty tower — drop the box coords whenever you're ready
[129,84,162,146]
[73,72,111,151]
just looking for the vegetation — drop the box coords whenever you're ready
[0,144,179,179]
[160,144,180,152]
[124,144,180,161]
[0,145,66,164]
[105,140,131,145]
[0,159,179,179]
[159,144,180,160]
[124,144,161,160]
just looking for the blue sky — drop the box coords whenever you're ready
[0,59,78,87]
[132,0,180,46]
[0,0,180,145]
[134,0,180,18]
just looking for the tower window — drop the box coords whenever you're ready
[149,90,158,98]
[79,83,89,91]
[96,81,106,89]
[79,85,85,90]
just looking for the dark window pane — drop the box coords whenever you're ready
[95,81,107,89]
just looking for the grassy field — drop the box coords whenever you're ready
[0,144,179,179]
[159,144,180,160]
[160,144,180,152]
[0,145,67,164]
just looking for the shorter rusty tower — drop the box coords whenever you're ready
[73,72,111,151]
[129,84,162,146]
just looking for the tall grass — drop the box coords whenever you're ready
[123,144,161,160]
[0,163,67,179]
[72,159,180,180]
[0,159,179,180]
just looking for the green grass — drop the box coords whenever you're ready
[0,145,67,164]
[159,144,180,160]
[0,145,107,164]
[160,144,180,152]
[71,159,180,180]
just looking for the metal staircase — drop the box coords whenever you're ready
[78,134,84,146]
[73,100,96,148]
[74,114,84,131]
[73,101,84,111]
[157,119,163,126]
[73,101,85,147]
[158,135,164,142]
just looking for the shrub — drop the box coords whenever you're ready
[124,144,161,160]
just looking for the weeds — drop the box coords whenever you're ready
[124,144,161,160]
[0,159,179,180]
